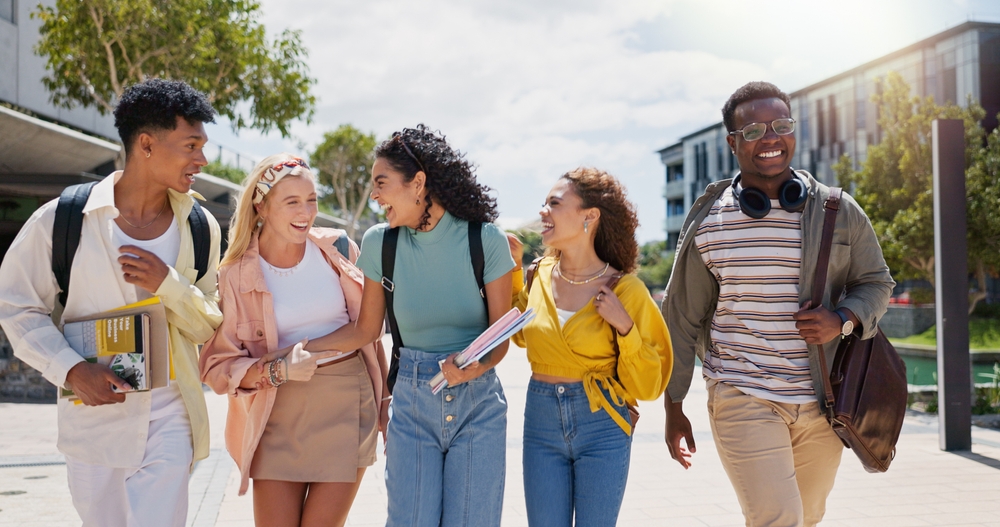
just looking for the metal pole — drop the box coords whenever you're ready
[933,118,971,451]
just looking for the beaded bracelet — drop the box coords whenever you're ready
[268,357,287,388]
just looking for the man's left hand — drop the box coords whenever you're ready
[792,301,843,344]
[119,245,169,294]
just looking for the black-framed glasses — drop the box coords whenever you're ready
[729,118,796,141]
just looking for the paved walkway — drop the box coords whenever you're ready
[2,339,1000,526]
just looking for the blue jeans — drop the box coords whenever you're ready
[522,379,632,527]
[385,348,507,527]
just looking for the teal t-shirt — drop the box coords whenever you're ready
[357,212,515,354]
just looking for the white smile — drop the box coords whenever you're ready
[291,222,308,230]
[541,221,554,233]
[757,150,782,159]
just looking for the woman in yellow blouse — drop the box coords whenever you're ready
[509,167,672,527]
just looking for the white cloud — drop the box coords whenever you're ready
[205,0,1000,242]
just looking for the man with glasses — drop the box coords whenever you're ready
[0,79,222,527]
[660,81,893,526]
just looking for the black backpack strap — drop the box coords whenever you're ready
[187,200,210,283]
[52,182,98,307]
[468,221,488,314]
[382,227,403,393]
[333,232,351,260]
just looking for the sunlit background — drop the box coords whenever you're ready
[206,0,1000,242]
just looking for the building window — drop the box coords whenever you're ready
[828,94,838,145]
[667,199,685,217]
[816,99,826,148]
[666,164,683,182]
[0,0,14,24]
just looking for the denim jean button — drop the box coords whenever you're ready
[557,386,565,394]
[445,394,455,402]
[445,415,454,422]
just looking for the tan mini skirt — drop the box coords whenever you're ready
[250,354,378,482]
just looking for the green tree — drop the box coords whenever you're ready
[202,160,246,184]
[33,0,315,137]
[836,71,1000,312]
[310,125,378,239]
[508,229,544,268]
[637,240,673,292]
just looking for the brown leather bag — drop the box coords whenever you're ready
[812,188,908,473]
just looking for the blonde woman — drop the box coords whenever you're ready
[200,154,388,527]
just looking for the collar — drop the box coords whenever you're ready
[238,234,268,294]
[83,170,206,215]
[406,210,457,245]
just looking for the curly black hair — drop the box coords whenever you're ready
[554,168,639,274]
[374,124,498,230]
[114,78,216,156]
[722,81,791,132]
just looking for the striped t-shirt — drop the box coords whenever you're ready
[695,188,815,404]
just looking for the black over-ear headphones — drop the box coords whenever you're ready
[731,172,808,219]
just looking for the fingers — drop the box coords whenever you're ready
[119,245,156,259]
[104,371,133,394]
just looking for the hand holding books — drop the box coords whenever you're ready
[65,361,133,406]
[429,308,535,394]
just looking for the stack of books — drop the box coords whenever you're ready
[428,307,535,394]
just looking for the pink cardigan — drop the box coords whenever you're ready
[200,228,385,495]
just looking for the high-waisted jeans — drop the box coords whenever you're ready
[522,379,632,527]
[385,347,508,527]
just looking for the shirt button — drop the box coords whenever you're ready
[256,329,263,337]
[445,394,454,402]
[557,386,565,394]
[445,415,454,422]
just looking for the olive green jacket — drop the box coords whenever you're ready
[661,170,895,404]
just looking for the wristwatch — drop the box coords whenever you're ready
[835,309,854,336]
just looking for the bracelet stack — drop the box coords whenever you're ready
[267,357,287,388]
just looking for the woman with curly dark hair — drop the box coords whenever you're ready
[303,125,515,527]
[509,167,673,526]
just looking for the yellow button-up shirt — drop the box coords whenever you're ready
[0,171,222,468]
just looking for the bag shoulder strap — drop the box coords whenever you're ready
[381,227,403,393]
[606,273,625,355]
[468,221,488,314]
[188,200,210,283]
[333,231,351,260]
[524,256,545,293]
[52,182,98,307]
[811,187,843,414]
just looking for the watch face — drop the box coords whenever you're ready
[842,320,854,336]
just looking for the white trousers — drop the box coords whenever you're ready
[66,411,193,527]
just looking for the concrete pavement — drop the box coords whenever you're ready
[2,339,1000,526]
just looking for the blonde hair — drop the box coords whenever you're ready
[219,153,316,268]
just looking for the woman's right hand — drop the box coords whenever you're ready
[257,339,340,383]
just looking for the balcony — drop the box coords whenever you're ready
[665,214,685,234]
[664,179,685,199]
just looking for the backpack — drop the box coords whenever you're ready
[381,222,487,393]
[52,182,211,307]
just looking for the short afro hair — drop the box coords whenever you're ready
[114,79,216,155]
[722,81,791,132]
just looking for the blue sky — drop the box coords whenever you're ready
[206,0,1000,242]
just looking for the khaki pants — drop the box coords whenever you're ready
[707,381,844,527]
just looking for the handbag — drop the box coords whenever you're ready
[525,260,640,430]
[812,188,908,473]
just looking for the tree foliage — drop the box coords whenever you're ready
[310,125,378,239]
[202,160,247,184]
[637,240,673,292]
[32,0,315,137]
[836,71,1000,312]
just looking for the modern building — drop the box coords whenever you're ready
[659,21,1000,249]
[0,0,343,400]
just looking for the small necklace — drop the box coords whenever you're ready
[262,258,301,278]
[555,260,610,285]
[119,200,168,229]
